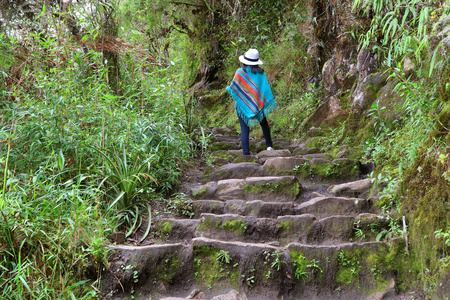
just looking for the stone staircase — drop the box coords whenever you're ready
[102,128,404,300]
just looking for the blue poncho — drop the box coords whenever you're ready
[226,68,276,126]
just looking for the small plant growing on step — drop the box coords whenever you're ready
[216,250,231,264]
[167,192,194,218]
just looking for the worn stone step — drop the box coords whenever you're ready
[147,212,387,246]
[194,213,369,245]
[148,219,200,243]
[104,237,403,300]
[295,196,370,219]
[256,149,292,163]
[327,178,373,198]
[264,156,361,182]
[193,199,295,218]
[190,176,303,202]
[211,127,238,136]
[209,162,264,181]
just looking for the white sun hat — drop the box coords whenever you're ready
[239,48,263,65]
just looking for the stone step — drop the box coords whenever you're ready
[104,237,402,300]
[209,162,264,181]
[147,212,387,246]
[264,156,361,182]
[190,176,303,202]
[327,178,373,198]
[148,219,200,243]
[193,200,295,218]
[296,196,370,219]
[194,213,375,245]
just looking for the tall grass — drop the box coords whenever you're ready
[0,12,194,298]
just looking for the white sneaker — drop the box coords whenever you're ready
[267,147,274,151]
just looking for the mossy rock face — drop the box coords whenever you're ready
[156,253,181,281]
[309,158,360,181]
[304,137,327,148]
[310,158,332,178]
[198,89,229,110]
[351,71,389,112]
[103,244,192,297]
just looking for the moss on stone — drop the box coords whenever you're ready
[244,181,300,197]
[221,219,247,236]
[336,250,363,286]
[192,187,208,198]
[310,162,331,178]
[156,253,181,281]
[196,217,214,232]
[289,250,310,282]
[157,221,173,236]
[193,245,239,288]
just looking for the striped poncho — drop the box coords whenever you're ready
[226,68,276,126]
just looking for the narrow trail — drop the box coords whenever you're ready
[102,127,409,300]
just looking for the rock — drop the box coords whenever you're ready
[263,157,309,171]
[302,153,333,160]
[216,179,246,200]
[292,147,321,155]
[296,196,369,218]
[436,270,450,299]
[107,232,125,244]
[244,176,303,201]
[193,200,225,216]
[209,163,264,181]
[336,149,359,159]
[211,141,239,152]
[210,289,247,300]
[327,179,372,198]
[191,182,217,199]
[256,149,291,162]
[356,49,377,82]
[300,95,350,129]
[233,154,261,164]
[187,288,206,299]
[212,127,237,136]
[351,71,389,112]
[305,126,323,137]
[364,279,396,300]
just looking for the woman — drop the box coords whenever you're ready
[226,48,276,155]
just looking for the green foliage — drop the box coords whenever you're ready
[166,193,195,218]
[0,169,111,299]
[0,2,195,297]
[93,145,157,211]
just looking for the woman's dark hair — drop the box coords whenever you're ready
[242,64,264,74]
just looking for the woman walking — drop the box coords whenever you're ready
[226,48,276,155]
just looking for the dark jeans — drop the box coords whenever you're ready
[238,114,273,155]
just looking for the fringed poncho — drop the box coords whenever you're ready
[226,68,276,126]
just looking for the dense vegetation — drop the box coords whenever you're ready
[1,0,450,298]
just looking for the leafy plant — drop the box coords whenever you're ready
[166,193,194,218]
[93,145,157,211]
[216,250,231,264]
